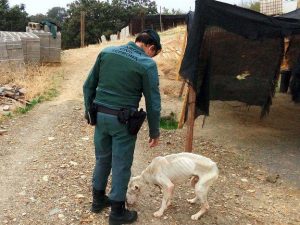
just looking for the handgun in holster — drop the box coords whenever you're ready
[127,108,147,135]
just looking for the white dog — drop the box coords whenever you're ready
[126,152,218,220]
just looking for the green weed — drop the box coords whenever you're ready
[160,112,178,130]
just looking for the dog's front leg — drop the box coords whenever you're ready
[153,176,174,218]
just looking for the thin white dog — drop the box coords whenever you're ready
[126,152,219,220]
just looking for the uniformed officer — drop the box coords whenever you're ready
[83,29,162,224]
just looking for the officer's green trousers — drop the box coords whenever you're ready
[93,112,137,201]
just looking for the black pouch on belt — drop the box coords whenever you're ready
[86,103,97,126]
[117,108,131,124]
[128,108,147,135]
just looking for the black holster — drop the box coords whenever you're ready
[128,108,147,135]
[117,108,146,135]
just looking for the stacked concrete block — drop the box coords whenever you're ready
[0,31,40,64]
[0,32,25,71]
[0,41,9,70]
[14,32,40,63]
[0,25,61,70]
[28,22,42,31]
[32,30,61,63]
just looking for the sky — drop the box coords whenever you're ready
[8,0,242,16]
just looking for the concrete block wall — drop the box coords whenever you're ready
[12,32,40,63]
[32,30,61,63]
[0,28,61,70]
[0,31,40,64]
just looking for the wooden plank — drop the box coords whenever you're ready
[178,80,186,98]
[177,86,189,129]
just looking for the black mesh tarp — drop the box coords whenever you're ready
[180,0,300,117]
[186,11,194,33]
[280,9,300,19]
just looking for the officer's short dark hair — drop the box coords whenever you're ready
[135,29,162,52]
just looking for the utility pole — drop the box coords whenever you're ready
[80,11,85,48]
[298,0,300,9]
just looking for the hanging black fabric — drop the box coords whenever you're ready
[180,0,300,118]
[280,9,300,19]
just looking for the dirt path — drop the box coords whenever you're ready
[0,40,299,225]
[0,44,102,224]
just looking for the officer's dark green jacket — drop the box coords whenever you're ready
[83,42,161,138]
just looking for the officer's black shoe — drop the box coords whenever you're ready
[109,200,138,225]
[91,188,110,213]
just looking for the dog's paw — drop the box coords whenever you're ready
[153,211,163,217]
[187,197,197,204]
[191,214,200,220]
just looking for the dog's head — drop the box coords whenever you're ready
[126,176,143,205]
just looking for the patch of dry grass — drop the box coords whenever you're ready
[0,63,62,100]
[0,63,62,122]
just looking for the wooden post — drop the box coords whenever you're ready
[140,11,145,31]
[80,11,85,48]
[160,6,163,32]
[185,85,196,152]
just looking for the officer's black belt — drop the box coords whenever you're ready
[96,105,120,116]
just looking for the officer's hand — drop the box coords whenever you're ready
[149,137,159,148]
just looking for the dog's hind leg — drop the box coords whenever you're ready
[153,175,174,218]
[191,182,209,220]
[191,169,218,220]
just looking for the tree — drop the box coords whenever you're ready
[162,7,170,14]
[62,0,157,49]
[161,7,184,15]
[240,0,260,12]
[29,13,47,23]
[0,0,28,31]
[62,0,113,49]
[0,0,9,10]
[47,7,67,26]
[117,0,157,15]
[0,0,9,29]
[249,1,260,12]
[171,8,183,15]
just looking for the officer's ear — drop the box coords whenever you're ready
[148,45,159,57]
